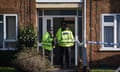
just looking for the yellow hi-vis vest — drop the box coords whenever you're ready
[58,30,74,47]
[41,32,53,51]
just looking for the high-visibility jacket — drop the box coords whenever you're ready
[41,32,53,51]
[57,30,74,47]
[56,28,62,41]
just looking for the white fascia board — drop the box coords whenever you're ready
[36,0,83,3]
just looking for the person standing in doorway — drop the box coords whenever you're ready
[56,22,74,69]
[41,29,55,59]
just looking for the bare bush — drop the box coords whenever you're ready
[13,48,51,72]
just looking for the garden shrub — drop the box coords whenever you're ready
[13,48,51,72]
[18,24,37,48]
[15,23,52,72]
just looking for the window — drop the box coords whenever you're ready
[6,16,16,40]
[0,15,3,48]
[44,9,77,15]
[0,14,17,50]
[101,14,120,51]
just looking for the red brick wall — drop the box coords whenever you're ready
[86,0,120,67]
[0,0,36,26]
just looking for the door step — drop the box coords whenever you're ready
[46,69,79,72]
[45,66,79,72]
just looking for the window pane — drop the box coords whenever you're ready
[0,15,3,21]
[104,26,114,47]
[78,9,82,16]
[78,17,82,42]
[5,42,17,48]
[117,15,120,48]
[38,9,42,16]
[104,16,114,22]
[0,23,3,48]
[39,17,42,42]
[0,15,3,48]
[6,16,16,40]
[53,18,63,36]
[44,10,77,15]
[47,19,51,31]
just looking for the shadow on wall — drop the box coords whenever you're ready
[91,54,120,69]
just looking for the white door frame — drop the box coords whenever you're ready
[42,16,78,66]
[42,17,54,65]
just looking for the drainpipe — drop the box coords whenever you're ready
[84,0,87,48]
[82,0,87,67]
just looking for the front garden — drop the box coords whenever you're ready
[0,23,117,72]
[0,24,53,72]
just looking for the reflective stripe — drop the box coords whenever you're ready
[59,30,74,47]
[42,43,53,51]
[59,42,74,47]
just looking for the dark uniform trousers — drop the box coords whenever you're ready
[60,46,72,68]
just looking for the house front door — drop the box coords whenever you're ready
[41,16,79,66]
[38,9,83,67]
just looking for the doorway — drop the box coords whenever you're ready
[41,16,78,66]
[38,9,83,66]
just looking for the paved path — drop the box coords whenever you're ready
[49,69,79,72]
[45,67,80,72]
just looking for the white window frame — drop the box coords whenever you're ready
[100,14,120,51]
[0,14,18,50]
[4,14,18,41]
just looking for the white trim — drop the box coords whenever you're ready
[114,15,117,48]
[4,14,18,41]
[101,14,120,51]
[100,48,120,51]
[82,0,87,67]
[3,15,6,46]
[101,14,115,48]
[0,14,18,51]
[75,16,78,66]
[0,48,18,51]
[36,0,83,3]
[36,3,80,8]
[101,14,104,48]
[4,40,17,42]
[84,0,87,48]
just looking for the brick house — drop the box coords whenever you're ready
[0,0,36,50]
[86,0,120,68]
[0,0,120,68]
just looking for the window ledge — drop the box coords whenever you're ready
[100,48,120,51]
[0,48,17,51]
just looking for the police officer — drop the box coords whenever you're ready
[41,29,53,51]
[56,23,74,68]
[41,29,55,61]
